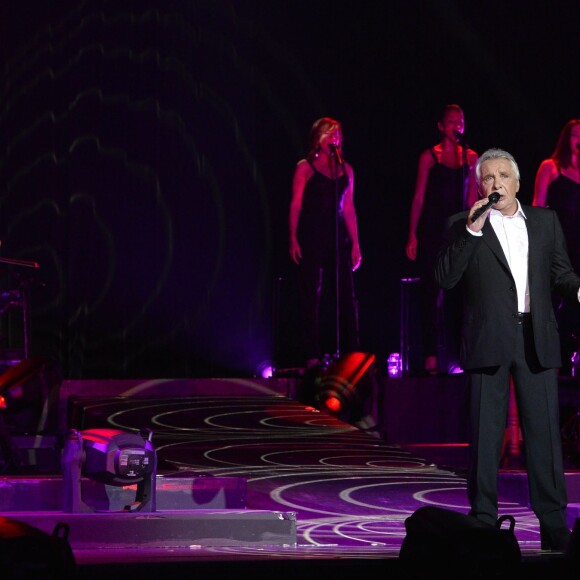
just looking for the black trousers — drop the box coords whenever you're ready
[467,316,568,533]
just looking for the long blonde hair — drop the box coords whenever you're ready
[307,117,342,159]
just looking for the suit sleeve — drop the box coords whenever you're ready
[434,212,483,290]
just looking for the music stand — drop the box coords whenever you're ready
[0,257,40,361]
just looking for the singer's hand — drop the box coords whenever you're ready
[468,199,492,232]
[351,246,361,271]
[406,236,417,261]
[468,192,500,231]
[289,239,301,264]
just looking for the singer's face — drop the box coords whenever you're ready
[439,111,464,140]
[320,126,342,152]
[478,158,520,216]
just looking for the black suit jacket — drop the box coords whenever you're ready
[434,204,580,370]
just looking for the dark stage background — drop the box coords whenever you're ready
[0,0,578,379]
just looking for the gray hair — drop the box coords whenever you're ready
[475,148,521,182]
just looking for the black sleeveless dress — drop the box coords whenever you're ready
[546,169,580,272]
[546,168,580,374]
[416,149,469,370]
[296,160,359,361]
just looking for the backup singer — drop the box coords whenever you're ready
[289,117,361,370]
[533,119,580,376]
[406,104,478,374]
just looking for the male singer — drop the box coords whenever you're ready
[435,147,579,552]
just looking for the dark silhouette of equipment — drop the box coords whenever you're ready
[399,506,521,578]
[0,357,62,473]
[0,516,76,579]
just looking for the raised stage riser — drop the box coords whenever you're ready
[0,511,297,548]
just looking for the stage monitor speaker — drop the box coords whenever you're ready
[399,506,521,576]
[568,517,580,560]
[0,516,76,578]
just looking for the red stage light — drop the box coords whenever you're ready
[316,352,376,419]
[323,397,342,413]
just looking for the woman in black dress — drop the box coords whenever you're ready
[289,117,361,369]
[533,118,580,375]
[406,104,478,374]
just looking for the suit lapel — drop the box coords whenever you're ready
[482,219,510,270]
[523,206,540,281]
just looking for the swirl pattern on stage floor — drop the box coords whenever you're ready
[69,394,544,556]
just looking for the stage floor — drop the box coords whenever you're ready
[1,376,578,578]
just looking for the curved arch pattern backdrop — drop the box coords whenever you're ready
[0,1,320,378]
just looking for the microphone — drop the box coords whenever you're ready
[472,191,500,221]
[329,143,343,165]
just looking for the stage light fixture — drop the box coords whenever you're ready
[0,357,50,414]
[62,427,157,513]
[256,359,274,379]
[447,361,464,375]
[315,352,376,418]
[386,352,402,378]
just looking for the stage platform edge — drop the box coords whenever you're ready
[0,509,297,549]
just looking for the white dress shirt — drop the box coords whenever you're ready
[488,201,529,313]
[467,199,580,304]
